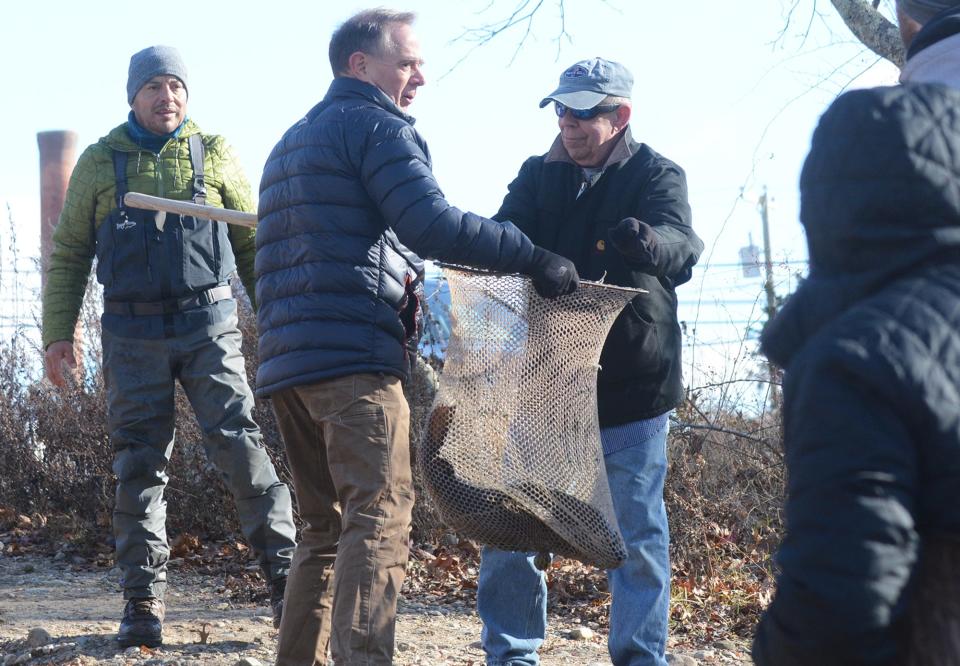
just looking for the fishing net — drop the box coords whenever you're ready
[418,266,643,569]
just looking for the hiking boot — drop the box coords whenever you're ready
[270,576,287,630]
[117,597,164,648]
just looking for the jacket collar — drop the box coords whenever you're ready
[905,7,960,62]
[544,125,636,169]
[323,76,416,125]
[125,111,188,153]
[104,118,200,153]
[761,272,882,367]
[900,31,960,87]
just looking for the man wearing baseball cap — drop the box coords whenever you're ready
[42,45,296,647]
[475,57,703,666]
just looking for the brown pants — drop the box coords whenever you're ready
[272,374,414,666]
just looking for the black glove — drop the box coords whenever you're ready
[609,217,660,266]
[525,246,580,298]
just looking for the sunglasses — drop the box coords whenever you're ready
[554,101,621,120]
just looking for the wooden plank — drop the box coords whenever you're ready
[123,192,257,228]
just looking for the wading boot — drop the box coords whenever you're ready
[270,576,287,629]
[117,597,164,648]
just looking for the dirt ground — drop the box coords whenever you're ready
[0,553,751,665]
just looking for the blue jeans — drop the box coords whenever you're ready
[477,420,670,666]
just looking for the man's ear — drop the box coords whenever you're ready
[614,104,632,132]
[347,51,368,79]
[896,6,922,49]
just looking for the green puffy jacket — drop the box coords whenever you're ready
[42,119,257,349]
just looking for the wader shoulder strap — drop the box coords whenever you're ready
[188,133,221,278]
[112,150,129,209]
[188,134,207,205]
[97,150,131,247]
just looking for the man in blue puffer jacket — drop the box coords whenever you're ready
[256,8,578,665]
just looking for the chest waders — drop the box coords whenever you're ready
[97,134,235,334]
[101,134,297,608]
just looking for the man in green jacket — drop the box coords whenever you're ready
[41,45,296,648]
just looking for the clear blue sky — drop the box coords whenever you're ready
[0,0,900,397]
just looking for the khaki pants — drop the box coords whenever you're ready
[272,374,414,666]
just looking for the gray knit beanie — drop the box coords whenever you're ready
[899,0,960,23]
[127,45,189,104]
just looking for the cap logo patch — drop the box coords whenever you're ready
[564,65,589,78]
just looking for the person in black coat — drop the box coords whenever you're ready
[753,3,960,663]
[475,58,702,666]
[255,9,578,666]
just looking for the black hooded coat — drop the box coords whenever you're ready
[752,82,960,664]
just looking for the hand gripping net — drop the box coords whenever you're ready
[418,266,644,569]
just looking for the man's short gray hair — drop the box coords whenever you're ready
[604,95,631,106]
[329,8,416,77]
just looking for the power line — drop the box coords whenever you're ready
[683,339,759,347]
[692,259,808,269]
[683,318,763,325]
[679,299,768,305]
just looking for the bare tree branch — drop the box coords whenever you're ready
[775,0,822,50]
[443,0,577,77]
[829,0,904,67]
[676,422,772,447]
[555,0,571,60]
[443,0,547,75]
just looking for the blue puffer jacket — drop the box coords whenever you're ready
[255,78,535,397]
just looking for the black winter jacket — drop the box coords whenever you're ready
[752,83,960,665]
[495,129,701,425]
[255,78,535,396]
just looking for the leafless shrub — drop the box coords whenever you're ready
[0,281,286,550]
[666,396,784,636]
[0,240,785,641]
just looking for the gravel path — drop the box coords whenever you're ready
[0,554,751,665]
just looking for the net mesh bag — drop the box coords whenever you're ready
[417,266,644,569]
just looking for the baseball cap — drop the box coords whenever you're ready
[538,57,633,110]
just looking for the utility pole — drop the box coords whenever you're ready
[758,187,777,324]
[757,187,781,407]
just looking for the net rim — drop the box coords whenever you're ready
[435,262,648,296]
